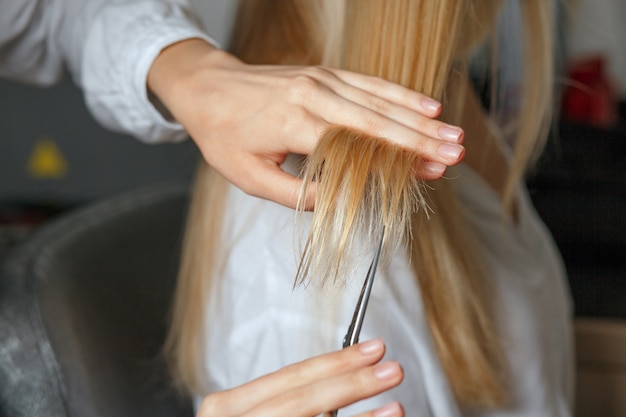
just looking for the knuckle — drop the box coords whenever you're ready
[409,130,437,153]
[345,368,372,391]
[197,392,226,417]
[304,65,332,78]
[367,74,387,89]
[368,96,390,115]
[409,114,428,132]
[322,347,358,373]
[287,70,334,106]
[289,74,321,99]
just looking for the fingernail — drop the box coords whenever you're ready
[374,402,403,417]
[420,97,441,113]
[438,143,464,160]
[359,338,384,355]
[438,126,464,142]
[424,162,446,176]
[374,362,401,380]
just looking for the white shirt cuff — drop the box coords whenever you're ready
[82,1,218,143]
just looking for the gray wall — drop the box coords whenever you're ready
[0,77,198,205]
[0,0,237,207]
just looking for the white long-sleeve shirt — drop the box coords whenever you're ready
[0,0,223,143]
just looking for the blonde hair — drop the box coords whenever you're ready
[166,0,554,409]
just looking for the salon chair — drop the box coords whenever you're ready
[0,182,194,417]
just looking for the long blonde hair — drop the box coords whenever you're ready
[166,0,554,409]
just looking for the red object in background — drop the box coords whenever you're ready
[561,56,619,127]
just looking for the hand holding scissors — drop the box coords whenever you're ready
[196,339,403,417]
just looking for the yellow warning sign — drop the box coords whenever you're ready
[26,136,69,178]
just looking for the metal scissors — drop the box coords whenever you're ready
[330,229,385,417]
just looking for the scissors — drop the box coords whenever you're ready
[330,228,385,417]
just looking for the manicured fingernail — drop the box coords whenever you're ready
[424,162,446,176]
[359,338,384,355]
[421,97,441,113]
[374,402,403,417]
[438,143,464,160]
[438,126,464,142]
[374,362,401,380]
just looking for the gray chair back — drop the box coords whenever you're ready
[0,182,194,417]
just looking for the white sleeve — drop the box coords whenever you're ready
[79,1,219,143]
[0,0,220,144]
[0,1,66,85]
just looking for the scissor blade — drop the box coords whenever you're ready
[342,229,385,348]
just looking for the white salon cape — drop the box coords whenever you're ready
[204,158,575,417]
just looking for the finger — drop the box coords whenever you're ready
[209,148,315,210]
[217,340,386,417]
[246,361,404,417]
[337,90,463,144]
[320,90,465,146]
[307,92,465,166]
[279,94,465,169]
[236,158,314,210]
[419,161,448,180]
[318,74,463,143]
[323,67,442,117]
[351,402,404,417]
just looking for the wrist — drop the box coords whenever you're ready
[147,38,238,120]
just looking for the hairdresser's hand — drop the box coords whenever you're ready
[148,39,465,209]
[196,338,403,417]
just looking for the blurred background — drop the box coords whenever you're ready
[0,0,236,255]
[0,0,624,415]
